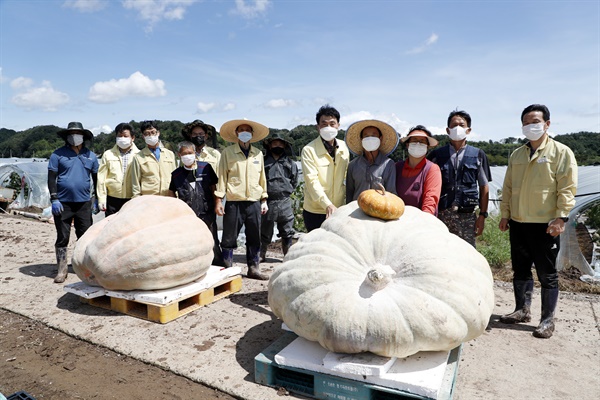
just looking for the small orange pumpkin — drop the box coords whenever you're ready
[357,183,405,220]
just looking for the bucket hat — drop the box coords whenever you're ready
[57,122,93,141]
[182,120,216,140]
[345,119,399,156]
[400,127,439,147]
[219,119,269,143]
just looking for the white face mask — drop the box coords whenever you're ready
[145,135,159,146]
[67,134,84,146]
[408,142,428,158]
[116,137,132,149]
[522,122,546,141]
[448,126,468,141]
[238,131,253,143]
[180,154,196,167]
[362,137,381,152]
[319,126,338,141]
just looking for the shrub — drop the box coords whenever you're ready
[477,214,511,269]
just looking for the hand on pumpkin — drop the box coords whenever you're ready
[260,202,268,215]
[326,204,337,219]
[499,218,509,232]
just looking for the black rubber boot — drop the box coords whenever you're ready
[54,247,68,283]
[259,244,268,263]
[500,280,533,324]
[246,246,268,280]
[533,288,559,339]
[281,237,293,257]
[222,248,234,269]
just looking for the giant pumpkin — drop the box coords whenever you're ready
[268,202,494,358]
[72,195,213,290]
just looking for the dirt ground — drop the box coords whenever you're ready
[1,212,599,400]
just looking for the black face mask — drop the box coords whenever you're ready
[192,136,205,147]
[271,147,285,155]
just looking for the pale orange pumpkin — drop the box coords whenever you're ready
[357,183,405,220]
[72,195,214,290]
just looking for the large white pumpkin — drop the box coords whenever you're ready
[268,202,494,358]
[72,195,213,290]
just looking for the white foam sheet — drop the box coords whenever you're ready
[64,266,242,304]
[274,337,450,399]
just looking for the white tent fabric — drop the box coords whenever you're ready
[0,161,50,209]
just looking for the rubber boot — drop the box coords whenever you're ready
[533,288,559,339]
[222,248,234,269]
[54,247,68,283]
[281,237,293,257]
[500,280,533,324]
[246,246,269,280]
[259,244,268,263]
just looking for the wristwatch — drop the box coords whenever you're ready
[479,211,488,218]
[560,217,569,223]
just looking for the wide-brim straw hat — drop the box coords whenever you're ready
[345,119,399,156]
[400,130,439,147]
[219,119,269,143]
[57,121,93,141]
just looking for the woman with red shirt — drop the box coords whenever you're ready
[395,126,442,215]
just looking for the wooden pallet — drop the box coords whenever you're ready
[255,332,461,400]
[79,275,242,324]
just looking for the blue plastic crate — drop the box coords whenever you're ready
[6,392,36,400]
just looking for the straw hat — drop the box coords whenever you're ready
[57,122,93,141]
[219,119,270,143]
[400,127,439,147]
[345,120,399,156]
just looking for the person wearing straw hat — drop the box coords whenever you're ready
[395,125,442,215]
[214,119,270,280]
[345,119,398,202]
[96,122,140,216]
[129,120,177,198]
[260,132,299,261]
[181,120,221,172]
[301,105,350,232]
[427,109,492,247]
[47,121,99,283]
[181,119,224,265]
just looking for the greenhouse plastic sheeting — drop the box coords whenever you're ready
[0,161,50,209]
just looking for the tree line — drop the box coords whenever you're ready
[1,122,599,166]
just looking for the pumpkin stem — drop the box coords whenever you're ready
[365,264,395,291]
[375,181,386,196]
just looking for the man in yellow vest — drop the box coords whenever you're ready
[129,120,177,197]
[214,119,269,280]
[97,123,140,215]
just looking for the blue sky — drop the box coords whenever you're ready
[1,0,598,142]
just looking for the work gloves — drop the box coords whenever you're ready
[51,200,63,216]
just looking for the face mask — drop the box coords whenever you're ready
[145,135,159,146]
[180,154,196,167]
[448,126,468,141]
[408,142,428,158]
[192,136,205,147]
[271,147,285,156]
[116,137,131,149]
[522,122,546,141]
[238,131,253,143]
[319,126,338,141]
[67,134,84,146]
[362,137,381,152]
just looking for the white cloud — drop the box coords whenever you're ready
[63,0,107,12]
[406,33,439,55]
[197,102,216,113]
[90,124,113,136]
[231,0,271,19]
[10,77,34,89]
[11,80,70,111]
[264,98,296,109]
[88,71,166,103]
[223,102,236,111]
[123,0,198,31]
